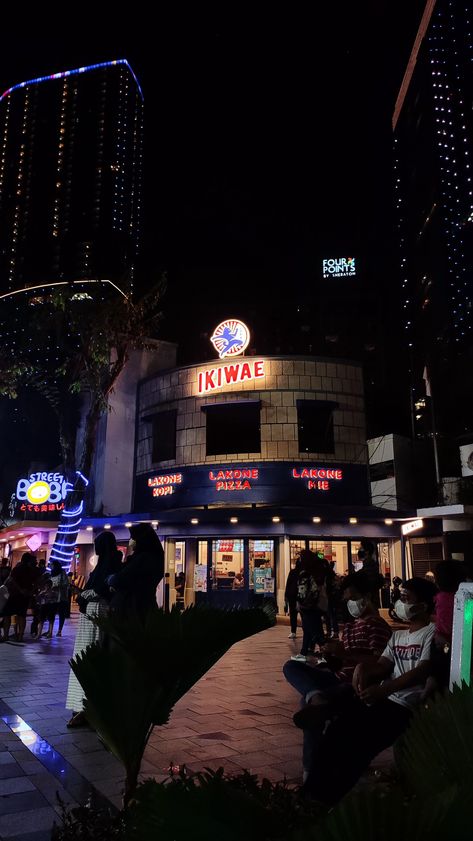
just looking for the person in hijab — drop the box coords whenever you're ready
[108,522,164,616]
[66,531,122,727]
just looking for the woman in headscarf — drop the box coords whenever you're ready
[66,531,122,727]
[108,522,164,617]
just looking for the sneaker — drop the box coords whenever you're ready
[290,654,307,663]
[288,632,296,639]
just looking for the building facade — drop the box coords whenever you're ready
[131,351,401,611]
[0,59,143,293]
[393,0,473,476]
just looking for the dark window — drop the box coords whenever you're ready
[297,400,335,454]
[369,460,395,482]
[152,410,177,462]
[204,402,261,457]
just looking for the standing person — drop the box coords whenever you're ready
[358,540,382,606]
[0,557,11,585]
[48,561,70,638]
[31,559,50,637]
[34,579,57,640]
[66,531,123,727]
[0,553,39,642]
[291,550,328,663]
[284,558,301,639]
[302,578,437,805]
[107,523,164,617]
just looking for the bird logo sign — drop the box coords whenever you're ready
[210,319,250,359]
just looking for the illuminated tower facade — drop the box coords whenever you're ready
[0,60,143,293]
[393,0,473,469]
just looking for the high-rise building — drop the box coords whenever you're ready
[0,59,143,293]
[393,0,473,471]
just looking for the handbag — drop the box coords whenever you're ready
[77,588,99,615]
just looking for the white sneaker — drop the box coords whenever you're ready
[288,632,296,639]
[291,654,307,663]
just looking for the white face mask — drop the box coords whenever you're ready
[394,600,421,622]
[347,598,366,619]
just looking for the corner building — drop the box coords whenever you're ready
[133,354,400,610]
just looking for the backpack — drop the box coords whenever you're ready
[296,572,321,610]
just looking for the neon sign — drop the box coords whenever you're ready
[197,360,265,394]
[16,472,68,506]
[292,467,343,491]
[209,468,259,491]
[148,473,182,497]
[322,258,356,279]
[210,319,250,359]
[401,518,423,535]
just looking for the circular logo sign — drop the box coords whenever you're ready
[26,481,51,505]
[210,319,250,359]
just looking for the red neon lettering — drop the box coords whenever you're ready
[292,468,300,478]
[254,360,264,378]
[318,469,326,478]
[205,370,216,391]
[240,362,251,380]
[216,481,224,491]
[198,372,203,392]
[335,470,342,479]
[217,367,222,387]
[224,364,239,384]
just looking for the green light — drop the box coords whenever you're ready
[461,598,473,686]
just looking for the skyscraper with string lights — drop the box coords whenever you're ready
[0,59,143,294]
[393,0,473,473]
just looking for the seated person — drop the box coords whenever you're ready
[283,571,391,778]
[302,577,436,805]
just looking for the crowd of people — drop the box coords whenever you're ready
[283,547,468,803]
[0,553,73,642]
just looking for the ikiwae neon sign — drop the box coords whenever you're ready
[197,360,265,394]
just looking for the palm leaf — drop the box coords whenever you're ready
[396,682,473,797]
[70,604,275,801]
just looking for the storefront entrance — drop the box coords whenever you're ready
[167,537,277,609]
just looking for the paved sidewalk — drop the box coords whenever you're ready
[0,615,394,840]
[0,615,308,839]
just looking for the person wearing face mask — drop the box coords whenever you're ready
[283,571,391,781]
[302,577,437,804]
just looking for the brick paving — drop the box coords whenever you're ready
[0,613,393,839]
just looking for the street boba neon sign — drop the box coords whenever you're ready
[16,472,68,505]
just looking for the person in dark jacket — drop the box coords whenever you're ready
[108,523,164,616]
[285,559,302,639]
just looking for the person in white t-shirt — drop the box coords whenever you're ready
[303,577,437,804]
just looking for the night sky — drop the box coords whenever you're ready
[0,4,425,495]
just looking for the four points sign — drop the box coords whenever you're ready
[322,258,356,279]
